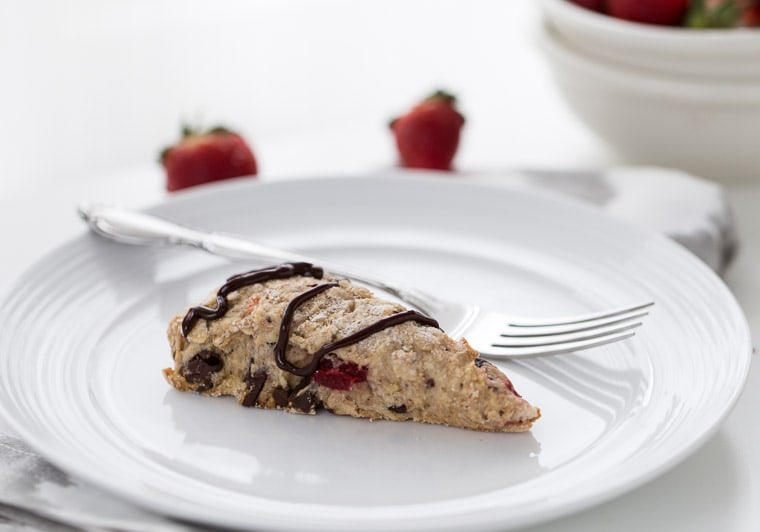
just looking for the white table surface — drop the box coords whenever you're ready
[0,1,757,531]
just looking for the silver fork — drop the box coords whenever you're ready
[78,204,652,359]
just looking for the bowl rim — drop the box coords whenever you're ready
[540,0,760,55]
[539,22,760,105]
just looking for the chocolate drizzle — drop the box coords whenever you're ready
[276,309,439,377]
[182,262,323,336]
[181,262,441,397]
[273,281,340,374]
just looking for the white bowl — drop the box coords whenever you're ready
[538,22,760,181]
[540,0,760,80]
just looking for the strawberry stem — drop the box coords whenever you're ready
[686,0,743,28]
[181,124,197,138]
[207,126,233,135]
[425,89,457,105]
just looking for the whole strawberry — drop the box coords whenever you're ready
[607,0,689,25]
[160,126,258,192]
[570,0,606,12]
[742,4,760,26]
[390,90,465,171]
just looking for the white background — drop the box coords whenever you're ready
[0,1,758,531]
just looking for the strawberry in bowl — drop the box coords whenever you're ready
[540,0,760,180]
[568,0,760,27]
[605,0,689,25]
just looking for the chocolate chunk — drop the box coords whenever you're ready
[182,350,224,391]
[425,378,435,388]
[290,391,318,413]
[272,387,290,407]
[242,368,268,407]
[388,404,407,413]
[474,358,491,368]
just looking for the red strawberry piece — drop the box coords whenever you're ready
[740,3,760,26]
[313,358,368,391]
[569,0,606,12]
[160,126,258,192]
[390,90,465,171]
[607,0,689,25]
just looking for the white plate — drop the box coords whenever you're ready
[0,175,751,531]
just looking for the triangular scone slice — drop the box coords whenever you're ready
[164,263,540,432]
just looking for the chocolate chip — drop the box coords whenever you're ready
[474,358,491,368]
[425,378,435,388]
[272,387,290,407]
[388,404,407,413]
[290,391,318,413]
[182,349,224,391]
[242,368,268,407]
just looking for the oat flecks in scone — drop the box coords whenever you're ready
[164,263,540,432]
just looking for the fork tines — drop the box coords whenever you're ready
[486,302,653,358]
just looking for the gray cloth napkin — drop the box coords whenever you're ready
[0,435,199,532]
[0,167,737,531]
[473,166,737,274]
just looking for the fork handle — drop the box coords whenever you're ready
[77,204,444,317]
